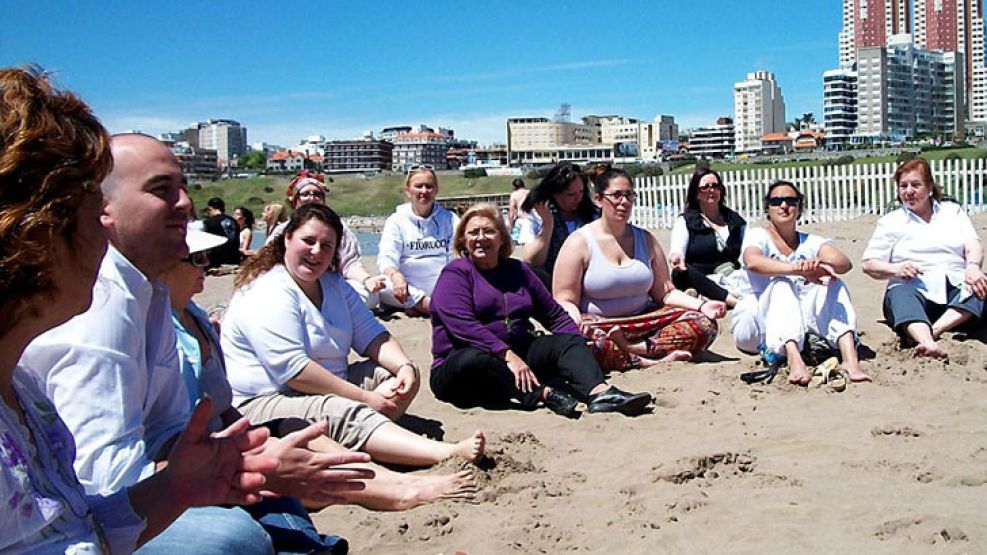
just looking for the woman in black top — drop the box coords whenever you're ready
[667,167,746,308]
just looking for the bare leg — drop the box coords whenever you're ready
[373,377,417,418]
[905,322,948,359]
[362,422,485,467]
[785,341,811,385]
[931,308,973,339]
[305,436,478,511]
[607,328,692,364]
[836,332,870,382]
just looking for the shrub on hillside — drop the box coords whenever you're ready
[263,185,275,193]
[896,151,917,163]
[463,167,487,179]
[945,152,962,161]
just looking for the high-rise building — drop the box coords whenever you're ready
[855,38,965,141]
[840,0,912,66]
[915,0,987,121]
[823,68,858,146]
[198,119,247,167]
[733,71,786,154]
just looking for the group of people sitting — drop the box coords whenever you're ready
[3,66,985,554]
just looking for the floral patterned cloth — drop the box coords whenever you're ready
[0,367,144,554]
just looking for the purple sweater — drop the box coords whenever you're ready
[430,257,580,368]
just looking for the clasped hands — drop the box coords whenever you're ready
[793,258,837,285]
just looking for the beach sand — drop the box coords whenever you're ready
[197,214,987,554]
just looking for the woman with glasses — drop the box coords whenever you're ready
[269,170,386,309]
[519,162,599,285]
[731,180,868,384]
[553,166,724,371]
[861,159,986,359]
[668,168,747,308]
[377,165,457,316]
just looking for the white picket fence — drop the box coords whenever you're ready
[632,158,987,229]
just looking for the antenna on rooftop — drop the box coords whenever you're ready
[553,103,571,123]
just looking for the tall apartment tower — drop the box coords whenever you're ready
[839,0,912,67]
[733,71,786,154]
[198,119,248,167]
[914,0,987,121]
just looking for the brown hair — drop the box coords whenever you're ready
[0,66,111,335]
[894,158,943,201]
[235,204,344,288]
[453,203,513,260]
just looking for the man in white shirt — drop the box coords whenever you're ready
[21,134,359,554]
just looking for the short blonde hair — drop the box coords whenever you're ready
[453,203,513,259]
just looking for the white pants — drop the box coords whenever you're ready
[731,276,857,357]
[346,278,380,310]
[378,277,428,310]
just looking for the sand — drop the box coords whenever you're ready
[196,213,987,554]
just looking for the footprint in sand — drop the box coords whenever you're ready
[870,425,922,438]
[651,451,756,484]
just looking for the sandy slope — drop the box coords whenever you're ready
[197,213,987,554]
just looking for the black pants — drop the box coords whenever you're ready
[672,265,729,302]
[883,282,984,335]
[430,333,605,410]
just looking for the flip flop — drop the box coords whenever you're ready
[809,357,846,392]
[740,361,780,385]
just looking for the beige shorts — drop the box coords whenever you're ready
[238,360,394,449]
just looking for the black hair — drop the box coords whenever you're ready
[763,179,804,214]
[585,164,632,196]
[686,167,727,212]
[235,206,255,229]
[207,197,225,212]
[520,162,595,221]
[512,177,525,189]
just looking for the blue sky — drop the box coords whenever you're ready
[2,1,840,146]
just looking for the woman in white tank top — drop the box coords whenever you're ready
[552,166,727,371]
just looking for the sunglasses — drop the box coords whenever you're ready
[181,251,210,268]
[407,164,435,174]
[297,189,326,199]
[767,196,800,207]
[601,191,637,203]
[698,182,721,190]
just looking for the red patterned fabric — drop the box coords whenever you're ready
[584,307,717,371]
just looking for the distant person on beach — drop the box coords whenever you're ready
[223,204,486,469]
[519,162,599,286]
[667,168,747,309]
[268,170,386,308]
[234,205,255,260]
[163,226,479,512]
[377,165,458,316]
[202,197,241,267]
[261,201,287,237]
[553,166,723,372]
[429,204,653,417]
[862,158,987,359]
[0,66,278,555]
[507,177,533,244]
[731,179,870,384]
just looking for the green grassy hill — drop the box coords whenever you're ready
[187,173,521,218]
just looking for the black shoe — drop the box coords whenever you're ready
[587,386,652,416]
[542,387,579,418]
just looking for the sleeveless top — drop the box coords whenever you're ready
[578,225,654,317]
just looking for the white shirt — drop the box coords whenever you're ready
[740,227,831,296]
[377,203,458,296]
[21,246,191,496]
[862,201,978,304]
[222,265,387,406]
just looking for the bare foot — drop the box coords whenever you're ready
[453,430,485,464]
[390,469,478,511]
[659,350,693,362]
[788,360,811,385]
[845,364,872,382]
[914,342,948,359]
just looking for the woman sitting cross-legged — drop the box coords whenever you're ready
[861,158,986,359]
[668,167,747,308]
[731,179,870,384]
[164,228,479,512]
[552,165,724,372]
[222,204,485,469]
[429,204,653,418]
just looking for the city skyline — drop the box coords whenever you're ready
[3,1,841,145]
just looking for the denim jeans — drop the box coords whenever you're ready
[135,506,274,555]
